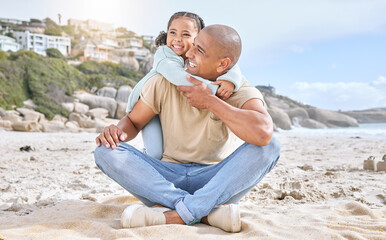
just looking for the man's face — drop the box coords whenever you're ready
[185,30,222,81]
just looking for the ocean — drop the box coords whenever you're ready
[278,123,386,139]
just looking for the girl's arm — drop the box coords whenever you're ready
[215,64,244,92]
[155,46,218,94]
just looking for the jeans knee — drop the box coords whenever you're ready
[93,145,112,168]
[268,136,281,156]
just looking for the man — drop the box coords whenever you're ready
[94,24,280,233]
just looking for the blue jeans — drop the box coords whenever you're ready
[141,115,163,160]
[94,136,281,225]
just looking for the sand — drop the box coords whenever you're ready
[0,129,385,239]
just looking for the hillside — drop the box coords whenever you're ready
[0,50,142,119]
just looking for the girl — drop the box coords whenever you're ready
[127,11,244,159]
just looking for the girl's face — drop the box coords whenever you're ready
[166,17,198,60]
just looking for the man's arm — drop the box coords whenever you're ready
[95,99,156,149]
[177,76,273,146]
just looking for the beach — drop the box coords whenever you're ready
[0,130,385,239]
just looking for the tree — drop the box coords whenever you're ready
[5,32,15,39]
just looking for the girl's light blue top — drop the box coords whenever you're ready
[126,45,244,112]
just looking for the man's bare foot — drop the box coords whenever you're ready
[164,210,185,224]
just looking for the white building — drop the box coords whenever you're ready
[0,35,21,52]
[14,31,71,56]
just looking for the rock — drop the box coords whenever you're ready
[65,121,80,129]
[2,111,23,123]
[12,121,40,132]
[65,121,81,132]
[268,107,292,130]
[307,108,358,128]
[115,102,128,119]
[16,108,45,122]
[61,102,74,112]
[97,87,117,99]
[69,112,106,129]
[293,117,327,129]
[74,92,118,118]
[86,108,109,120]
[342,108,386,123]
[52,115,68,123]
[141,54,154,74]
[287,107,309,120]
[74,102,90,114]
[69,112,91,128]
[0,120,12,129]
[0,107,6,117]
[115,85,132,103]
[121,52,140,72]
[23,99,36,109]
[42,121,67,132]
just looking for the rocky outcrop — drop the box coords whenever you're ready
[306,108,358,127]
[342,108,386,123]
[268,107,292,130]
[115,85,132,103]
[257,86,361,130]
[140,54,153,74]
[97,87,117,99]
[74,91,117,118]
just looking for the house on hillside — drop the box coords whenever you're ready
[115,37,150,60]
[0,35,21,52]
[14,31,71,56]
[71,39,112,62]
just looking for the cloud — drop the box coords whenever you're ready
[236,0,386,62]
[285,76,386,111]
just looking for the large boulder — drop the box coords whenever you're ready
[74,92,118,118]
[2,111,23,123]
[97,87,117,99]
[0,120,12,129]
[268,107,292,130]
[286,107,309,120]
[87,108,109,120]
[141,54,154,74]
[115,85,132,103]
[69,112,106,129]
[61,102,74,112]
[307,108,358,127]
[293,117,327,129]
[342,108,386,123]
[74,102,90,114]
[116,102,128,119]
[23,99,36,109]
[16,108,45,122]
[12,121,40,132]
[42,121,67,132]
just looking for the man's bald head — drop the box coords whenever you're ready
[202,25,242,68]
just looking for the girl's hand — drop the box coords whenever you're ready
[212,80,235,100]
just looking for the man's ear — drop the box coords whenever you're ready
[216,57,231,74]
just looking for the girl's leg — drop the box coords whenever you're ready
[142,115,163,159]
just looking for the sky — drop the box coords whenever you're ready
[1,0,386,111]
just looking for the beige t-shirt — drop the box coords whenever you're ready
[140,74,265,164]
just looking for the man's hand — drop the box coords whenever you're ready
[177,75,214,109]
[212,80,235,100]
[95,124,128,149]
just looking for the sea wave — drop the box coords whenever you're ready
[278,123,386,139]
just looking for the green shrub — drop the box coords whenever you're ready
[46,48,65,59]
